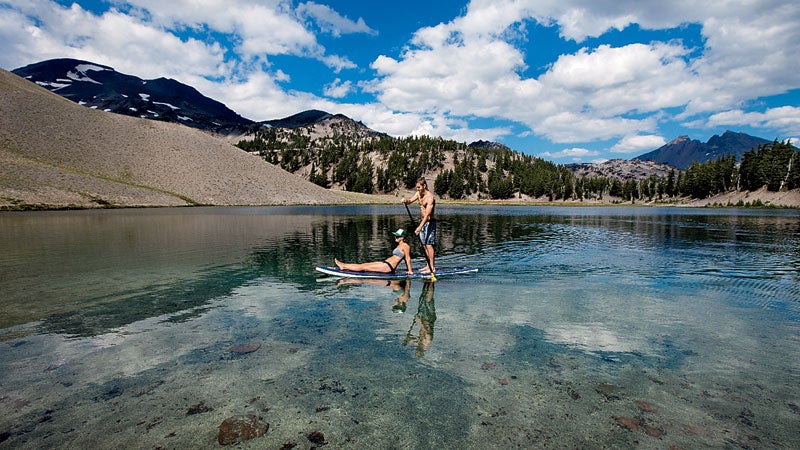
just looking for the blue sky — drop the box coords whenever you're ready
[1,0,799,163]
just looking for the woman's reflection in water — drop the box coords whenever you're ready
[336,278,410,311]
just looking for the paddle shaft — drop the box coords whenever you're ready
[404,202,434,274]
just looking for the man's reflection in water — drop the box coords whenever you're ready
[403,281,436,358]
[334,278,436,357]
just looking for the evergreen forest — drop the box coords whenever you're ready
[237,127,799,203]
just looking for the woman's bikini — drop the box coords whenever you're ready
[384,246,405,273]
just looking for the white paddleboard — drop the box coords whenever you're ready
[315,265,477,280]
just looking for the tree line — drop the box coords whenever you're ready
[237,128,799,202]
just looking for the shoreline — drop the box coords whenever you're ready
[3,187,799,211]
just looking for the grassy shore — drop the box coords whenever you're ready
[340,187,800,209]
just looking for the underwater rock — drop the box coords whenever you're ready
[737,407,756,427]
[187,402,214,415]
[228,342,262,354]
[567,387,581,400]
[634,400,659,413]
[613,416,640,432]
[307,430,327,445]
[682,424,711,436]
[596,383,623,400]
[217,415,268,445]
[643,424,664,438]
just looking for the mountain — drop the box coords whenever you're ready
[634,131,772,169]
[0,68,348,209]
[11,58,253,133]
[11,59,379,138]
[262,109,334,128]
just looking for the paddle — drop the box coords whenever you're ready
[404,202,437,281]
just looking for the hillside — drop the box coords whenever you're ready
[0,69,349,209]
[565,159,674,181]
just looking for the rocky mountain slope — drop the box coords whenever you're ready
[12,58,253,133]
[566,159,674,181]
[0,69,348,209]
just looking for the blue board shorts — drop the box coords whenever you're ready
[419,219,436,246]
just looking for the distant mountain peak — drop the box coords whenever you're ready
[12,58,252,132]
[634,131,771,169]
[667,135,691,145]
[260,110,333,128]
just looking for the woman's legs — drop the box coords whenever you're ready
[335,259,393,273]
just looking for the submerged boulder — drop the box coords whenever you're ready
[228,342,262,354]
[217,415,268,445]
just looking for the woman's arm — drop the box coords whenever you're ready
[403,243,413,273]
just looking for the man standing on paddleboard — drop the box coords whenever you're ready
[403,177,436,274]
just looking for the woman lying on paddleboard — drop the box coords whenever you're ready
[335,228,414,275]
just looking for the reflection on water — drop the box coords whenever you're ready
[1,206,799,449]
[403,281,436,358]
[333,279,437,358]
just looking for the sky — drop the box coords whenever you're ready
[1,0,799,163]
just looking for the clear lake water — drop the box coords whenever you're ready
[0,205,798,449]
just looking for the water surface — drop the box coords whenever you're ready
[1,206,798,448]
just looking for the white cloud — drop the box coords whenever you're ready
[122,0,359,70]
[0,1,226,80]
[370,36,528,116]
[541,43,703,115]
[610,135,666,154]
[540,147,599,160]
[0,0,359,78]
[296,2,377,37]
[704,106,800,137]
[323,78,352,98]
[199,71,300,120]
[537,111,657,143]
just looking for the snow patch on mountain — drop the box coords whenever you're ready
[153,101,180,110]
[66,70,101,84]
[36,81,70,90]
[75,63,108,73]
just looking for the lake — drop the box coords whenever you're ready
[1,205,798,448]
